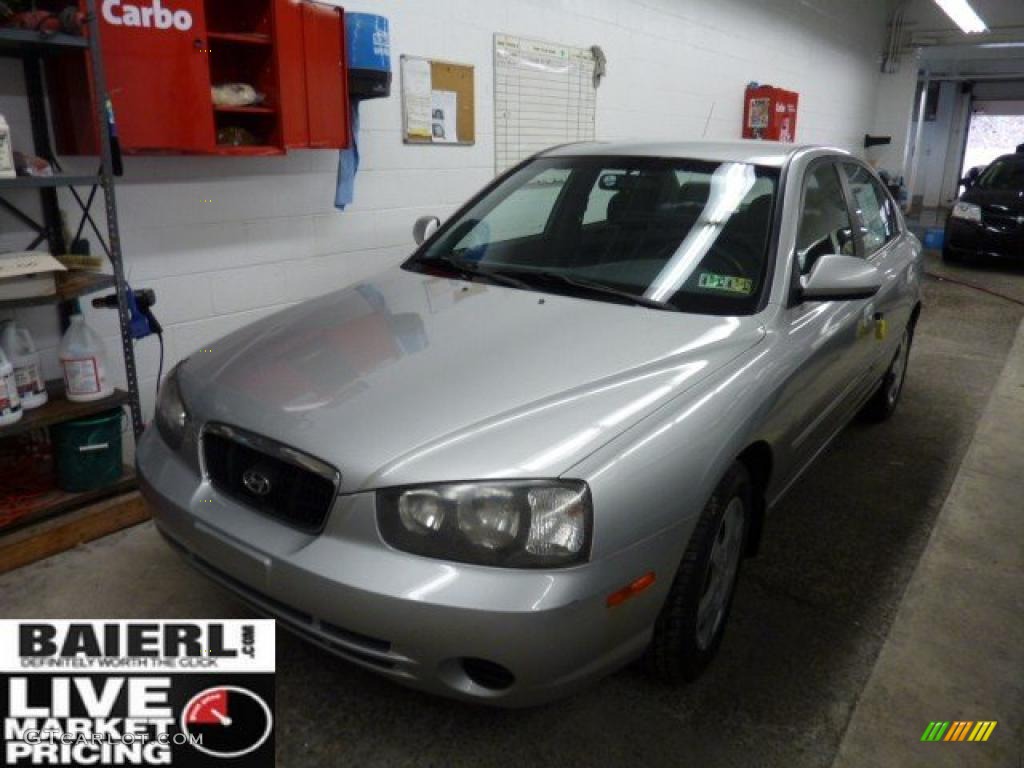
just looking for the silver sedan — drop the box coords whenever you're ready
[138,141,923,706]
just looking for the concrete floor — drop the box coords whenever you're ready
[1,253,1022,768]
[836,308,1024,767]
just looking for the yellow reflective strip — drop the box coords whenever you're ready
[981,721,997,741]
[968,722,984,741]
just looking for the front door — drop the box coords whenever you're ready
[840,162,918,383]
[769,159,876,495]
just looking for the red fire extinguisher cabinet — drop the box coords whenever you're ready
[47,0,351,155]
[742,84,799,143]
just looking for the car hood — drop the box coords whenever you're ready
[180,268,765,492]
[961,187,1024,214]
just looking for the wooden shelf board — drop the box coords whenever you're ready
[0,467,137,536]
[0,381,129,441]
[0,174,99,190]
[208,31,272,46]
[0,271,116,309]
[214,104,276,114]
[0,28,89,58]
[0,489,147,574]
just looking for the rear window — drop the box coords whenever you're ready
[977,156,1024,191]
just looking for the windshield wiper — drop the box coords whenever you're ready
[505,270,679,312]
[415,256,531,290]
[416,258,677,311]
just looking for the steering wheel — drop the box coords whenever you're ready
[702,238,757,278]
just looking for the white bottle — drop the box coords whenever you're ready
[0,114,15,179]
[59,313,113,402]
[0,320,48,409]
[0,344,23,426]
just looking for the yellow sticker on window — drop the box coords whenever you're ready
[698,273,753,294]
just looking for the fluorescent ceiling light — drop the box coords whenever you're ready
[932,0,989,34]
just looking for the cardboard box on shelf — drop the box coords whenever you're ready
[0,251,68,301]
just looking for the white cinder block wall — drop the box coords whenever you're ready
[0,0,893,446]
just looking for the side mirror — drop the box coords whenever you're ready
[800,254,882,302]
[961,167,981,188]
[412,215,441,245]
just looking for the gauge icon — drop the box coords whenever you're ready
[182,685,273,759]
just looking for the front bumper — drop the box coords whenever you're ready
[136,427,680,706]
[945,217,1024,260]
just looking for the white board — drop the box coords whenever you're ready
[493,34,597,174]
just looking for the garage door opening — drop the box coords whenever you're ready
[961,102,1024,179]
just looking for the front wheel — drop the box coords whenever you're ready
[861,326,912,422]
[644,463,751,683]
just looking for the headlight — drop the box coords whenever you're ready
[377,481,592,568]
[155,363,190,450]
[951,202,981,223]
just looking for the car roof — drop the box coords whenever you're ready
[541,140,849,168]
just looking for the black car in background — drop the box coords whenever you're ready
[944,152,1024,264]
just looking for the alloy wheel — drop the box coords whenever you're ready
[887,329,910,407]
[696,497,745,651]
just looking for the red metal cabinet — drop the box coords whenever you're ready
[742,84,799,143]
[48,0,350,156]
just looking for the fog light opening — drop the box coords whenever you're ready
[460,658,516,691]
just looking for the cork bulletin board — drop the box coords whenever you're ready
[400,55,476,145]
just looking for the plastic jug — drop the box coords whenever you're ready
[0,113,15,179]
[0,344,22,426]
[59,311,113,402]
[0,320,48,409]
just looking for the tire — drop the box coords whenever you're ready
[861,324,913,422]
[644,462,751,683]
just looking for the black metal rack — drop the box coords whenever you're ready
[0,2,142,527]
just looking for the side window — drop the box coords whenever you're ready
[795,163,855,276]
[842,163,897,257]
[456,167,570,249]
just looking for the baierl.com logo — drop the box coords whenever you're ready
[102,0,193,31]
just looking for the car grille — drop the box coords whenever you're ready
[981,209,1024,233]
[202,427,337,533]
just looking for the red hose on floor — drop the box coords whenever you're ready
[924,271,1024,308]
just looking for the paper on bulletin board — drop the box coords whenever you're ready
[402,57,432,139]
[430,90,458,143]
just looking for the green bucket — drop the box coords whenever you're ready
[51,409,124,492]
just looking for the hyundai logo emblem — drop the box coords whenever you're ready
[242,468,272,496]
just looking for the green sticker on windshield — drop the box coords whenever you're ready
[698,273,753,294]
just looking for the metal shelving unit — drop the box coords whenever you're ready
[0,2,143,531]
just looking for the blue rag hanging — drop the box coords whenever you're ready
[335,101,360,210]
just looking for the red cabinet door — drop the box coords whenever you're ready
[98,0,215,152]
[276,0,309,149]
[300,3,350,149]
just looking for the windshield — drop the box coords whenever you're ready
[976,156,1024,191]
[407,156,779,315]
